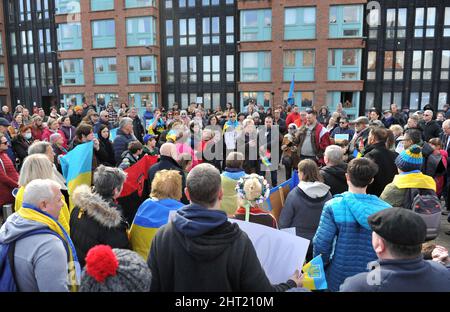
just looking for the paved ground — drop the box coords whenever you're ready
[263,165,450,249]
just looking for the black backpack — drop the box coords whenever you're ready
[402,188,442,241]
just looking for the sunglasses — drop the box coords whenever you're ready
[230,115,236,118]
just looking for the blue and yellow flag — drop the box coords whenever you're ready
[60,141,93,211]
[302,255,328,290]
[130,198,184,259]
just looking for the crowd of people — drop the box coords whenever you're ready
[0,98,449,292]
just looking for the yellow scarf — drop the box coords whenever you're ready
[17,205,80,292]
[393,172,436,191]
[14,186,71,234]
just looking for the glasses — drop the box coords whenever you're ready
[230,115,236,118]
[0,141,8,145]
[339,122,346,124]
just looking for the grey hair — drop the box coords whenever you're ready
[243,118,254,128]
[443,119,450,129]
[93,165,127,198]
[424,109,434,117]
[119,117,133,130]
[186,163,221,207]
[324,145,344,165]
[23,179,61,207]
[28,141,52,155]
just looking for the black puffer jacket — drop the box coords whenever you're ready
[320,163,348,195]
[69,185,130,267]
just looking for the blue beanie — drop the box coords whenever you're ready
[395,145,423,172]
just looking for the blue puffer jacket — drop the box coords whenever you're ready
[313,192,391,291]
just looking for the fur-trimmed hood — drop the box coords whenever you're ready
[72,184,123,228]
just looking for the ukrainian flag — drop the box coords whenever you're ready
[60,141,93,211]
[302,255,328,290]
[130,198,184,260]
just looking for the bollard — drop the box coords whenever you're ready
[2,204,13,221]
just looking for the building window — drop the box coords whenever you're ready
[21,30,33,55]
[55,0,80,14]
[92,20,116,48]
[202,0,219,6]
[125,0,155,8]
[328,49,361,80]
[96,93,119,109]
[415,8,436,38]
[36,0,50,20]
[11,33,16,56]
[240,52,271,82]
[166,20,173,46]
[91,0,114,11]
[445,8,450,36]
[365,92,375,109]
[226,16,234,43]
[167,57,174,83]
[179,0,185,8]
[39,29,51,54]
[60,59,84,86]
[0,64,5,87]
[203,55,220,82]
[412,50,433,80]
[329,5,363,38]
[126,17,156,47]
[129,93,158,108]
[93,57,117,85]
[57,23,82,50]
[41,62,53,86]
[439,93,448,110]
[0,33,3,56]
[441,50,450,80]
[165,0,172,8]
[226,55,234,82]
[284,7,316,40]
[240,9,272,41]
[367,51,376,80]
[62,94,84,107]
[283,50,315,81]
[180,18,196,46]
[128,55,157,84]
[180,57,188,83]
[189,56,197,82]
[203,17,220,44]
[386,8,407,39]
[383,51,404,80]
[13,64,19,87]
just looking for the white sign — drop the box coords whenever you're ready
[230,219,310,284]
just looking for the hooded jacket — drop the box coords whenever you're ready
[220,169,246,216]
[148,204,297,292]
[380,171,436,207]
[69,185,130,268]
[280,182,332,242]
[313,192,392,291]
[0,151,18,206]
[340,257,450,292]
[0,213,69,291]
[320,163,348,195]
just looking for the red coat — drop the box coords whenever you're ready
[286,112,301,128]
[31,126,44,141]
[0,152,19,206]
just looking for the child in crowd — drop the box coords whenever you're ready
[119,140,143,170]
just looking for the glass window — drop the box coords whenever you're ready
[284,51,295,67]
[226,55,234,81]
[395,51,405,80]
[304,7,315,24]
[439,93,448,110]
[387,8,407,38]
[242,11,257,27]
[441,50,450,80]
[189,56,197,82]
[180,57,188,83]
[423,51,433,79]
[226,16,234,43]
[303,50,314,67]
[285,9,296,25]
[365,92,375,109]
[242,52,258,68]
[412,51,422,80]
[166,20,173,46]
[367,51,376,80]
[445,8,450,36]
[167,57,174,83]
[410,92,419,110]
[342,50,356,66]
[343,6,359,23]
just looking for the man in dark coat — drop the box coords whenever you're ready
[113,117,136,165]
[320,145,348,196]
[422,110,442,142]
[147,143,188,204]
[340,208,450,292]
[363,127,398,197]
[148,163,303,292]
[129,107,145,143]
[348,117,370,158]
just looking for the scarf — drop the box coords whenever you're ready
[17,203,80,292]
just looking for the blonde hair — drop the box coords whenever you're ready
[237,174,264,207]
[18,154,55,187]
[389,124,403,136]
[150,170,182,200]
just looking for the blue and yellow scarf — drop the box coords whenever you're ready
[18,203,80,292]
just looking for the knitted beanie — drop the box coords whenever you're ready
[395,144,423,172]
[79,245,152,292]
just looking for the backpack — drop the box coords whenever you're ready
[402,188,442,241]
[0,229,65,292]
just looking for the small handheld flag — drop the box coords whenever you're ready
[302,255,328,290]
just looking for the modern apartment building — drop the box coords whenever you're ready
[237,1,366,118]
[362,0,450,114]
[0,2,9,108]
[159,0,237,110]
